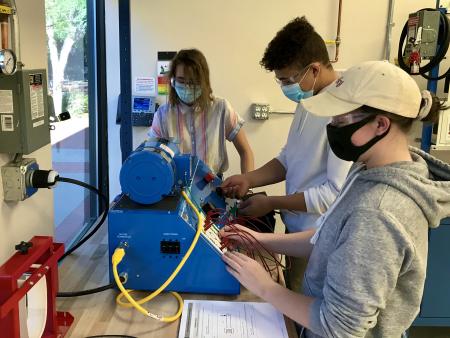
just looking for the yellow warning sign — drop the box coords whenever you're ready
[0,5,13,15]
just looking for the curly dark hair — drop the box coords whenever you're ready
[260,16,331,71]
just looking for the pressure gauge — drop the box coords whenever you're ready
[0,49,17,75]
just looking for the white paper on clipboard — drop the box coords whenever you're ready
[178,300,289,338]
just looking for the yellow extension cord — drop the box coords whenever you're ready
[112,190,203,322]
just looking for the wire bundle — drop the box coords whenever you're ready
[206,208,289,282]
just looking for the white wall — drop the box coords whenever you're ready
[107,0,445,200]
[0,0,52,263]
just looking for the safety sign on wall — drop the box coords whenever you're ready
[157,51,176,95]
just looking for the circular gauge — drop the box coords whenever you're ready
[0,49,17,75]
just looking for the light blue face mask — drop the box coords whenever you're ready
[281,83,313,103]
[280,65,317,103]
[173,81,202,104]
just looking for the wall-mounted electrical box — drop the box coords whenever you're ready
[404,10,440,60]
[1,157,38,201]
[0,69,50,154]
[251,103,270,120]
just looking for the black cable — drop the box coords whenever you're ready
[57,276,126,298]
[54,176,113,298]
[57,281,115,297]
[56,176,109,262]
[420,67,450,81]
[398,8,450,80]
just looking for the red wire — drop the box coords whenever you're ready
[210,207,287,280]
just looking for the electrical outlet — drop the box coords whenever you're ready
[1,158,38,201]
[251,103,270,120]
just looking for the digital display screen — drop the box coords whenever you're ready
[133,97,151,112]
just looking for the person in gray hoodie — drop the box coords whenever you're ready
[220,60,450,338]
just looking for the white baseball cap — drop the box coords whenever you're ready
[301,60,422,118]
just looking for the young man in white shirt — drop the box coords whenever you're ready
[221,17,352,290]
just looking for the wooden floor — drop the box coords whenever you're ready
[56,224,297,338]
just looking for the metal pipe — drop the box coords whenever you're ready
[9,0,21,67]
[0,13,8,49]
[330,0,343,63]
[385,0,395,61]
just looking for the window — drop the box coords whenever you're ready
[45,0,106,248]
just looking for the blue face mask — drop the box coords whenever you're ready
[280,65,317,103]
[173,82,202,104]
[281,83,313,103]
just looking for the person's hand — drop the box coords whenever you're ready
[220,174,251,198]
[238,194,273,217]
[219,224,261,250]
[222,251,276,298]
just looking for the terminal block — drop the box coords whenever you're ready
[160,240,181,255]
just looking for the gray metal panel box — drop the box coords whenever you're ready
[0,69,50,154]
[418,10,440,58]
[404,10,440,59]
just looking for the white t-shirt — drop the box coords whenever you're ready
[276,97,352,232]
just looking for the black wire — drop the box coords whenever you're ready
[57,276,126,298]
[57,282,115,297]
[56,176,109,262]
[420,67,450,81]
[398,9,450,80]
[55,176,112,298]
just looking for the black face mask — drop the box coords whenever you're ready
[326,115,391,162]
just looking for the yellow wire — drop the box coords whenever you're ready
[112,190,203,322]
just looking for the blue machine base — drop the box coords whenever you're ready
[108,194,240,295]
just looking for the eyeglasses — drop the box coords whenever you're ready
[274,72,301,86]
[330,111,375,127]
[274,64,312,86]
[171,78,199,88]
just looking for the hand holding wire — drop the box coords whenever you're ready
[219,224,260,250]
[208,208,288,282]
[220,174,251,198]
[238,194,273,217]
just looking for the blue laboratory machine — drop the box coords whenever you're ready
[108,139,239,294]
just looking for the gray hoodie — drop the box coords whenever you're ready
[303,147,450,338]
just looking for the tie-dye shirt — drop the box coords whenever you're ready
[148,96,244,174]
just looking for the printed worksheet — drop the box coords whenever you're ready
[178,300,289,338]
